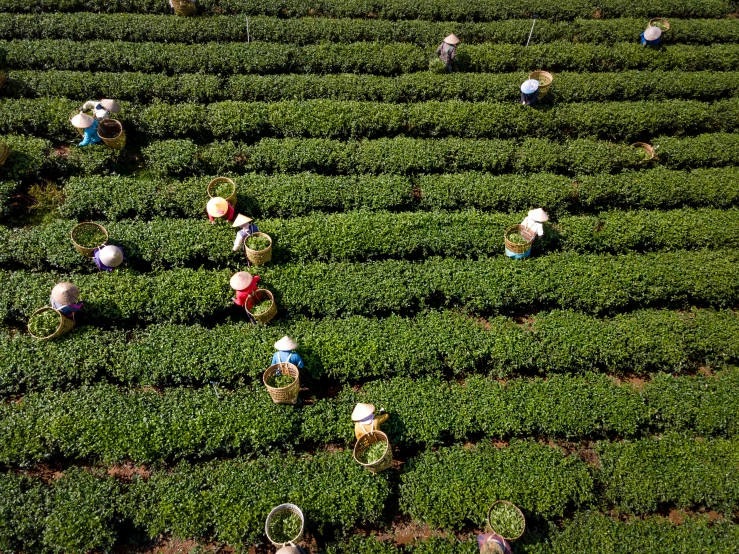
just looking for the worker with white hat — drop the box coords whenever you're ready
[275,546,306,554]
[520,79,540,107]
[641,24,662,47]
[207,196,235,224]
[271,336,305,369]
[352,403,389,441]
[93,245,125,272]
[436,34,460,72]
[81,99,121,122]
[232,214,260,251]
[477,533,512,554]
[230,271,261,308]
[520,208,549,238]
[70,111,102,147]
[50,282,83,317]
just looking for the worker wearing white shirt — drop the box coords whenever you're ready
[520,208,549,237]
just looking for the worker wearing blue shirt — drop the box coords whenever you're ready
[271,336,305,369]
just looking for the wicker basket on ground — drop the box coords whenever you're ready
[631,142,657,162]
[504,225,535,255]
[265,503,305,548]
[70,222,108,257]
[353,430,393,473]
[486,500,526,541]
[206,177,237,206]
[648,18,670,31]
[0,141,8,166]
[27,306,75,340]
[529,70,553,99]
[245,288,277,325]
[263,362,300,404]
[97,118,126,149]
[245,232,273,265]
[171,0,196,16]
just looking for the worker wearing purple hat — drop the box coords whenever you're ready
[93,245,125,272]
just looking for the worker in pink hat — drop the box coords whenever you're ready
[230,271,260,307]
[436,33,460,72]
[352,403,389,441]
[207,196,235,224]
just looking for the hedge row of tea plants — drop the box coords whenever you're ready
[4,208,739,271]
[7,69,739,104]
[2,308,736,394]
[5,40,739,75]
[2,250,739,324]
[4,14,738,45]
[3,371,737,464]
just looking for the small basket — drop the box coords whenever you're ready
[0,71,6,89]
[0,141,8,166]
[206,177,237,206]
[71,222,108,257]
[245,232,273,265]
[265,503,305,548]
[529,70,553,99]
[97,118,126,149]
[353,430,393,474]
[171,0,196,16]
[27,306,75,340]
[486,500,526,541]
[631,142,657,162]
[649,18,670,31]
[263,362,300,404]
[504,224,535,255]
[245,288,277,325]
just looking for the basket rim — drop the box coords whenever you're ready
[353,430,390,467]
[648,17,670,30]
[70,221,109,250]
[528,70,553,83]
[206,176,236,199]
[263,362,300,392]
[265,503,305,547]
[27,306,64,340]
[97,118,122,139]
[486,500,526,540]
[245,288,274,313]
[630,141,656,159]
[244,231,273,254]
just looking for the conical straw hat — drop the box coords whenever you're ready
[99,245,124,267]
[51,282,79,305]
[276,547,301,554]
[99,99,121,113]
[229,271,253,290]
[70,112,94,129]
[351,403,375,421]
[274,336,298,351]
[644,25,662,40]
[527,208,549,222]
[444,33,460,45]
[520,79,539,94]
[232,214,253,227]
[207,196,229,217]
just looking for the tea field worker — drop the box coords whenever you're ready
[50,282,83,318]
[230,271,261,308]
[436,33,460,72]
[271,335,305,369]
[276,546,307,554]
[352,402,389,440]
[207,196,235,224]
[520,207,549,238]
[232,214,259,251]
[168,0,195,14]
[641,25,662,47]
[81,99,121,121]
[477,533,512,554]
[520,79,539,107]
[71,112,102,147]
[93,245,125,272]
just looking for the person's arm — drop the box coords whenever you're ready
[81,101,97,112]
[233,229,246,251]
[291,353,305,369]
[375,413,389,426]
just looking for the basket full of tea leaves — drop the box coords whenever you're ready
[486,501,526,540]
[265,503,305,546]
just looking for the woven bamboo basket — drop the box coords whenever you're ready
[206,177,237,206]
[265,503,305,548]
[649,18,670,31]
[245,232,273,265]
[27,306,75,340]
[171,0,196,16]
[245,288,277,325]
[97,118,126,149]
[504,225,535,255]
[529,70,553,99]
[263,362,300,404]
[0,141,9,166]
[0,71,6,89]
[631,142,657,162]
[486,500,526,541]
[71,221,108,257]
[353,430,393,473]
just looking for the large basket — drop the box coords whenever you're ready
[27,306,75,340]
[353,430,393,473]
[529,70,553,99]
[504,224,535,255]
[245,288,277,325]
[486,500,526,541]
[0,71,6,89]
[265,503,305,548]
[206,177,237,206]
[171,0,196,16]
[97,118,126,149]
[245,232,273,265]
[70,222,108,257]
[649,18,670,31]
[0,141,8,166]
[631,142,657,162]
[263,362,300,404]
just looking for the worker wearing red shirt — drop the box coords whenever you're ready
[207,196,235,224]
[230,271,260,307]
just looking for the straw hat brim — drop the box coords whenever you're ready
[71,112,94,129]
[51,282,79,305]
[520,79,540,94]
[351,403,375,421]
[99,246,123,267]
[232,214,253,227]
[644,26,662,40]
[527,208,549,222]
[99,99,121,113]
[230,271,253,290]
[274,336,298,351]
[444,33,461,45]
[276,547,301,554]
[207,197,229,217]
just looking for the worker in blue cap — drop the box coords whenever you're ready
[520,79,539,107]
[641,24,662,46]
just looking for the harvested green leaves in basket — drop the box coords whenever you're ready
[28,310,60,338]
[268,510,302,543]
[246,235,271,251]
